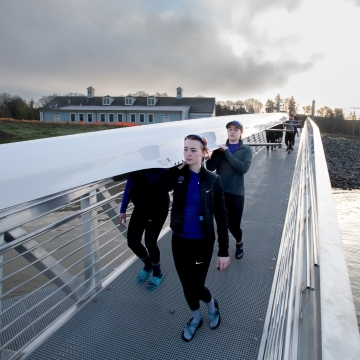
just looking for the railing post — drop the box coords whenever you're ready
[81,191,102,292]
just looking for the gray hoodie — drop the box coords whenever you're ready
[206,142,252,195]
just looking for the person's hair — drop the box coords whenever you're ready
[184,134,211,159]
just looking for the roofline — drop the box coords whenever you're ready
[42,106,191,111]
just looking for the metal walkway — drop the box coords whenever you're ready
[26,143,298,360]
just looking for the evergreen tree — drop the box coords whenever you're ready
[265,99,276,113]
[287,96,297,114]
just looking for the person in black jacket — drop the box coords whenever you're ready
[119,169,169,290]
[159,134,230,342]
[265,128,275,154]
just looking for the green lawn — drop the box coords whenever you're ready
[0,120,122,145]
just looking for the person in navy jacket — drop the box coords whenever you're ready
[158,134,230,342]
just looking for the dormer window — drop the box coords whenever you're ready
[125,97,135,105]
[103,96,113,105]
[147,97,157,106]
[176,87,183,100]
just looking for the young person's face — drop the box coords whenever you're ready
[227,125,242,142]
[184,139,204,166]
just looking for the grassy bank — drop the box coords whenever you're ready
[0,119,137,145]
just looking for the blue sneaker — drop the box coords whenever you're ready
[182,318,203,342]
[136,269,152,284]
[209,299,221,329]
[147,274,164,291]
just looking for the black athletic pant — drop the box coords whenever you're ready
[285,132,295,148]
[127,201,168,264]
[266,132,275,151]
[224,193,245,245]
[172,234,213,311]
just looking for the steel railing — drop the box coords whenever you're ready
[257,119,321,359]
[0,180,143,359]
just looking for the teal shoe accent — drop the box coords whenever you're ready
[136,269,152,284]
[209,299,221,329]
[146,274,164,291]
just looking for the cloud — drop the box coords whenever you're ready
[0,0,315,100]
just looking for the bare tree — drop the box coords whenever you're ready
[127,91,150,97]
[152,92,170,97]
[316,106,333,118]
[65,92,85,97]
[225,100,235,111]
[302,105,312,116]
[37,93,60,107]
[234,100,244,110]
[244,98,263,114]
[0,92,13,108]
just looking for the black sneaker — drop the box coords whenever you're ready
[235,244,244,259]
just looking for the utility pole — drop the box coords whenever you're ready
[350,107,359,137]
[311,100,315,120]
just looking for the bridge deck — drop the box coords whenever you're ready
[27,142,298,360]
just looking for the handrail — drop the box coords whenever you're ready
[258,118,360,359]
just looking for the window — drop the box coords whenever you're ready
[70,113,76,122]
[139,114,145,123]
[103,98,110,105]
[88,89,91,95]
[130,113,136,122]
[79,113,84,122]
[177,89,181,96]
[100,113,106,123]
[117,113,123,122]
[54,115,60,122]
[147,98,156,106]
[148,114,154,123]
[125,98,133,105]
[87,114,93,122]
[163,116,169,122]
[109,113,114,123]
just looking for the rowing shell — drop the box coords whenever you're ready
[0,113,286,210]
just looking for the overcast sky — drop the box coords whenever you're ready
[1,0,359,113]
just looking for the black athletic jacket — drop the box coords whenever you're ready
[159,165,229,257]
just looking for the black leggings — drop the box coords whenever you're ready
[266,132,275,151]
[127,202,169,264]
[285,133,295,148]
[224,193,245,245]
[172,234,213,311]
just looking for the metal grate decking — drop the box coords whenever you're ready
[26,143,298,360]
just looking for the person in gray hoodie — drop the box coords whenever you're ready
[206,120,252,259]
[284,114,298,154]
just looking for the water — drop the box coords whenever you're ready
[332,189,360,330]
